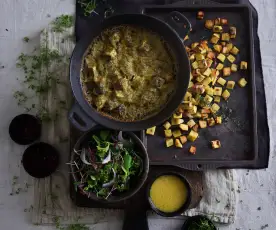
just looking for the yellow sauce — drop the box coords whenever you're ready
[150,175,188,213]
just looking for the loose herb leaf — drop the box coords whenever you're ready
[52,15,74,33]
[78,0,97,17]
[23,37,30,42]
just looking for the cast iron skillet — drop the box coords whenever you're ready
[69,11,191,132]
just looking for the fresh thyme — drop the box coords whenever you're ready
[78,0,97,16]
[23,37,30,42]
[52,15,74,33]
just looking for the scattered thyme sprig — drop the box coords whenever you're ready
[78,0,97,17]
[52,15,74,33]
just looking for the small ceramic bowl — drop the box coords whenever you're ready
[181,215,217,230]
[9,114,41,145]
[147,172,192,217]
[22,142,59,178]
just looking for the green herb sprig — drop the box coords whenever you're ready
[52,15,74,33]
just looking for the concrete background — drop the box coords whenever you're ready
[0,0,275,229]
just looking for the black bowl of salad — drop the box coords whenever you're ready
[70,126,149,203]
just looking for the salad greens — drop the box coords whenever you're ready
[75,130,142,199]
[188,217,216,230]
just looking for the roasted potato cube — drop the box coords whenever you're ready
[203,68,212,76]
[226,80,235,90]
[164,129,172,138]
[166,138,174,148]
[221,18,228,25]
[199,120,207,128]
[195,53,205,61]
[211,103,220,113]
[189,54,195,61]
[214,87,223,96]
[222,46,229,54]
[210,35,220,44]
[171,118,184,126]
[192,61,199,69]
[197,11,204,19]
[187,119,196,128]
[217,77,226,86]
[221,41,226,46]
[238,78,248,87]
[223,67,231,77]
[184,91,192,101]
[217,53,226,62]
[189,146,197,155]
[201,113,209,119]
[201,108,211,114]
[207,51,215,59]
[191,42,199,49]
[222,89,230,100]
[207,117,216,126]
[206,59,214,68]
[227,54,236,63]
[196,74,205,83]
[184,35,189,41]
[214,96,221,103]
[173,113,182,119]
[180,136,187,144]
[214,18,221,25]
[221,33,230,41]
[240,61,248,70]
[175,139,183,148]
[183,101,193,110]
[213,44,222,52]
[206,87,214,96]
[189,105,198,114]
[187,130,199,142]
[146,126,156,135]
[216,116,222,124]
[231,64,238,72]
[213,25,223,33]
[163,121,171,130]
[205,19,214,29]
[172,129,182,138]
[179,124,189,131]
[229,26,236,39]
[202,77,212,86]
[226,43,233,51]
[192,124,199,132]
[211,140,221,149]
[216,63,224,70]
[195,112,202,118]
[230,46,239,55]
[204,94,213,104]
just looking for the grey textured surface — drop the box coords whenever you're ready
[0,0,275,229]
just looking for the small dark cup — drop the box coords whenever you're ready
[9,114,41,145]
[147,172,192,217]
[22,142,59,178]
[181,215,217,230]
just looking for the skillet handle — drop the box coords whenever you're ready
[166,11,191,40]
[68,102,96,132]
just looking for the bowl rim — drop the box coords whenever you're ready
[70,126,149,203]
[147,171,192,217]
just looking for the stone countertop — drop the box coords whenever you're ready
[0,0,275,229]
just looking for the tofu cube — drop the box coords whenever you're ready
[172,129,182,138]
[187,130,199,142]
[216,63,224,70]
[213,25,223,33]
[205,20,214,29]
[184,91,192,101]
[192,61,199,69]
[230,46,239,55]
[238,78,248,87]
[231,64,238,72]
[179,124,189,131]
[211,140,221,149]
[213,44,222,52]
[173,113,182,119]
[214,96,221,103]
[227,54,236,63]
[214,87,223,96]
[192,124,199,132]
[223,67,231,77]
[195,53,205,61]
[189,146,197,155]
[180,136,187,144]
[166,138,174,148]
[221,33,230,41]
[201,113,209,119]
[207,51,215,59]
[211,103,220,113]
[210,35,220,44]
[222,46,228,54]
[222,89,231,100]
[240,61,248,70]
[146,126,156,135]
[191,42,199,49]
[199,120,207,128]
[204,94,213,104]
[171,118,184,126]
[226,43,233,52]
[207,117,216,126]
[187,119,196,128]
[203,68,212,77]
[217,53,226,62]
[164,129,172,138]
[217,77,226,86]
[196,74,205,83]
[175,139,183,148]
[206,87,214,96]
[226,81,235,90]
[216,116,222,124]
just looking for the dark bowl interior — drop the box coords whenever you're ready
[70,126,149,203]
[9,114,41,145]
[147,172,192,217]
[22,142,59,178]
[181,215,217,230]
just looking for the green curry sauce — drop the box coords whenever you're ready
[81,25,176,121]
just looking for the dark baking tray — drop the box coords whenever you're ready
[142,1,259,170]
